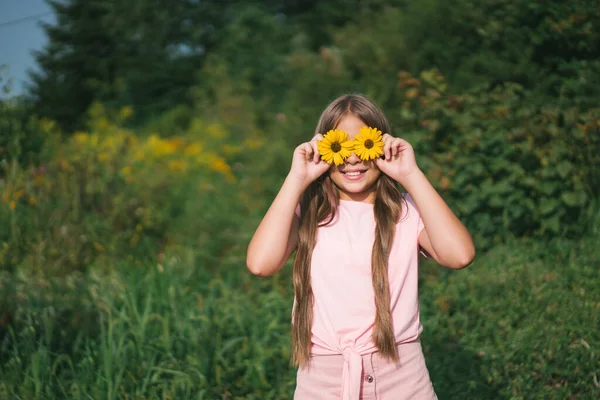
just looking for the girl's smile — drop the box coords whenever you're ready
[339,168,368,180]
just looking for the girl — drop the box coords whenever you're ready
[247,94,475,400]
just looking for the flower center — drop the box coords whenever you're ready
[331,142,342,152]
[364,139,374,149]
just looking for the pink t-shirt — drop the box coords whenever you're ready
[294,193,425,400]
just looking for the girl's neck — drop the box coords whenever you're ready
[338,190,377,204]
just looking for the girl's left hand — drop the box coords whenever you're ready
[375,134,420,184]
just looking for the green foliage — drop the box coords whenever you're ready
[394,71,600,248]
[388,0,600,101]
[0,67,49,169]
[0,261,295,399]
[28,0,123,132]
[0,103,262,275]
[419,234,600,398]
[4,1,600,397]
[0,234,598,398]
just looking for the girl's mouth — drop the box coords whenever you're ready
[341,169,367,180]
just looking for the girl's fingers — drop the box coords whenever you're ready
[392,138,403,157]
[301,142,314,161]
[312,134,324,163]
[310,139,320,163]
[383,134,393,160]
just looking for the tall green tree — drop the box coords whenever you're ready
[27,0,392,131]
[27,0,121,132]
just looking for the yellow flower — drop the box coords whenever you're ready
[93,242,105,252]
[13,189,25,200]
[207,123,228,139]
[184,143,203,156]
[74,132,89,145]
[59,160,71,171]
[223,144,241,156]
[242,138,263,150]
[168,160,187,172]
[353,126,384,161]
[130,234,140,246]
[318,129,353,165]
[119,106,133,120]
[39,118,57,134]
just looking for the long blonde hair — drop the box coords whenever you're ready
[291,94,405,367]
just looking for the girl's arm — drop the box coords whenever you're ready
[246,177,303,277]
[247,137,329,277]
[376,135,475,270]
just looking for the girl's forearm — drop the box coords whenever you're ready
[400,169,475,268]
[246,176,305,277]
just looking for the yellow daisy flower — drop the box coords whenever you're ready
[353,126,385,161]
[318,129,353,165]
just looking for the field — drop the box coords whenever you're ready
[1,225,598,399]
[2,0,600,398]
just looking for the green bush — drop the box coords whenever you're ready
[1,231,598,398]
[0,67,48,169]
[0,103,266,276]
[395,71,600,249]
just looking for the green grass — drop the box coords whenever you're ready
[0,233,598,399]
[420,234,600,399]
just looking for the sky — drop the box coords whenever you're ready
[0,0,55,95]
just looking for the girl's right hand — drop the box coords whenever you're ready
[288,134,331,188]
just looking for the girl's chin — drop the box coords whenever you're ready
[334,180,377,194]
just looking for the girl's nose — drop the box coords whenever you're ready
[345,152,360,164]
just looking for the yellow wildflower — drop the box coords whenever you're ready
[207,123,228,139]
[210,158,236,182]
[13,189,25,200]
[119,106,133,120]
[9,201,16,211]
[151,137,177,157]
[168,137,186,150]
[39,118,56,134]
[352,126,385,161]
[405,88,419,99]
[223,144,241,156]
[318,129,353,165]
[97,117,111,131]
[74,132,89,145]
[242,138,264,150]
[168,160,187,172]
[184,143,203,156]
[93,242,105,252]
[130,234,140,246]
[121,166,132,176]
[59,159,70,171]
[133,149,145,161]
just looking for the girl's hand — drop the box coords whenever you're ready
[375,134,420,185]
[288,134,330,188]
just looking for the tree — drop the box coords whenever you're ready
[27,0,121,132]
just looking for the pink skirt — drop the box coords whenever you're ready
[294,340,437,400]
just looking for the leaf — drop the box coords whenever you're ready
[556,161,573,178]
[543,215,561,234]
[561,191,588,207]
[540,181,558,195]
[539,197,559,215]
